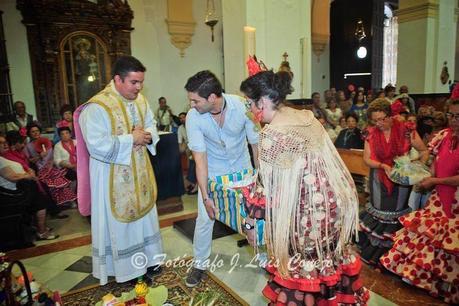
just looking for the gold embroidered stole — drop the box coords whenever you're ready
[88,83,157,223]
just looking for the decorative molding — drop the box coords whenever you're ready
[396,1,439,23]
[311,33,329,57]
[165,20,196,57]
[165,0,195,57]
[311,0,330,57]
[16,0,133,127]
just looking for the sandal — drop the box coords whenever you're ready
[36,231,59,241]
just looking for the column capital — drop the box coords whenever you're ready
[396,0,439,23]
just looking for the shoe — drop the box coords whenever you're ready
[187,185,198,195]
[36,231,59,241]
[185,268,206,288]
[146,265,163,278]
[50,213,69,219]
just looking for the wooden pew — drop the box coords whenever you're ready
[337,148,369,177]
[337,148,369,205]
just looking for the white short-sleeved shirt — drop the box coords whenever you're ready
[54,139,77,168]
[0,157,26,190]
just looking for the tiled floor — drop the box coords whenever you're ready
[14,227,396,306]
[36,194,198,247]
[10,193,446,305]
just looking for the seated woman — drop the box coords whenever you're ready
[25,123,76,207]
[53,104,74,144]
[324,97,342,128]
[380,97,459,304]
[240,71,368,305]
[334,112,364,149]
[334,116,347,135]
[0,133,58,240]
[54,127,77,182]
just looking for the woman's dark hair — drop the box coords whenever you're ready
[327,97,337,107]
[5,130,26,146]
[345,112,359,122]
[26,122,42,137]
[57,126,71,136]
[112,55,146,80]
[353,90,365,104]
[384,84,396,96]
[184,70,223,99]
[367,98,392,119]
[240,70,293,108]
[59,104,74,116]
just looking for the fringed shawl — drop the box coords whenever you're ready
[259,114,359,278]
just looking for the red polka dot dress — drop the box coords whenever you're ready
[380,128,459,304]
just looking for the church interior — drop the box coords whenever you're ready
[0,0,458,305]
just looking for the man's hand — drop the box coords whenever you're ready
[204,198,217,220]
[132,127,152,146]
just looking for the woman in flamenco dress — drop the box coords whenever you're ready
[358,99,428,265]
[380,89,459,304]
[239,69,369,306]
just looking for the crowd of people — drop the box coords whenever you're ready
[306,83,458,304]
[0,102,78,244]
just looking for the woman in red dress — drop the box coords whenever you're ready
[380,97,459,304]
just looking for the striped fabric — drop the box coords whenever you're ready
[208,169,265,245]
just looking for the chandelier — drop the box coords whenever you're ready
[205,0,218,42]
[354,20,366,41]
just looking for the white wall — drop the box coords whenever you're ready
[129,0,224,114]
[221,0,247,95]
[0,0,35,117]
[1,0,224,120]
[397,0,456,94]
[311,43,330,96]
[435,0,456,92]
[247,0,311,99]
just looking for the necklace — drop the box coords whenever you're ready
[210,100,226,115]
[210,98,226,148]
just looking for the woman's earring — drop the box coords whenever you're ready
[255,108,264,122]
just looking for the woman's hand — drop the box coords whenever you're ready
[381,164,392,177]
[29,156,40,163]
[39,151,47,159]
[418,177,437,190]
[25,170,37,181]
[244,217,257,246]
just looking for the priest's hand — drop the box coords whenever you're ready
[204,198,217,220]
[133,128,151,146]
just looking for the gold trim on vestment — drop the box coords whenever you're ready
[87,86,156,223]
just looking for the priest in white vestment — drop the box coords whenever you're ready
[75,56,163,285]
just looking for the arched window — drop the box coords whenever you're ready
[382,3,398,87]
[60,32,111,108]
